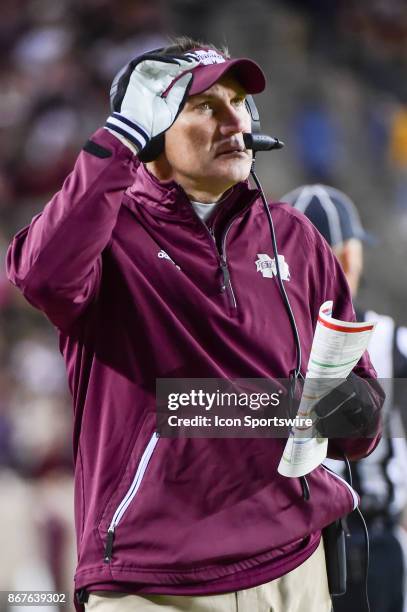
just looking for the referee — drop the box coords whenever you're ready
[283,183,407,612]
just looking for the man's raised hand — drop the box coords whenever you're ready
[105,54,199,155]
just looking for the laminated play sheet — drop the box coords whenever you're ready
[278,301,376,478]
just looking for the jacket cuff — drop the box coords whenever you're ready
[105,113,149,153]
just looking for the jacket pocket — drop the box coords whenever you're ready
[103,431,159,563]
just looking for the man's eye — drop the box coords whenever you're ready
[197,102,213,111]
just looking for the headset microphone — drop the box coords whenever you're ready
[243,96,284,152]
[243,133,284,152]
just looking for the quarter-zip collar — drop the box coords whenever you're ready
[125,161,261,226]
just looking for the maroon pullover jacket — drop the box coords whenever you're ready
[6,128,384,608]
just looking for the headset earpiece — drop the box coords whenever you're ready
[245,95,261,134]
[137,135,165,162]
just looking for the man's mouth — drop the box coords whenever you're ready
[216,144,247,157]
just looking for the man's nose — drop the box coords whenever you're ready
[219,106,248,136]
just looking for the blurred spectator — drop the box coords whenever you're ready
[283,183,407,612]
[0,5,170,603]
[292,91,340,183]
[388,103,407,215]
[0,231,12,309]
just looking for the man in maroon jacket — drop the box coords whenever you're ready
[7,37,384,612]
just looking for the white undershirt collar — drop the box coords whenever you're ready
[190,200,219,223]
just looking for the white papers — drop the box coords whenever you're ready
[278,301,376,478]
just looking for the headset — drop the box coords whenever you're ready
[110,51,284,160]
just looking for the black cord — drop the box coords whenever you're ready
[300,475,310,501]
[250,166,303,381]
[354,506,371,612]
[250,158,370,611]
[343,454,353,488]
[342,454,370,612]
[250,166,308,504]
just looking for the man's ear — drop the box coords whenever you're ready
[145,144,173,181]
[333,239,363,297]
[333,244,350,276]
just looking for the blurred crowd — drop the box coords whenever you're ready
[0,0,170,606]
[1,0,407,609]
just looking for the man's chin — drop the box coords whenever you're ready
[210,162,251,187]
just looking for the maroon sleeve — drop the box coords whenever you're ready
[6,129,137,331]
[305,225,385,461]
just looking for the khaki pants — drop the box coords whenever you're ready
[85,539,332,612]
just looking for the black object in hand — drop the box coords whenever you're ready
[313,373,378,438]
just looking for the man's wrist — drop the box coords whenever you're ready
[105,112,150,155]
[103,128,138,156]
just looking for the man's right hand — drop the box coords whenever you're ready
[105,54,199,155]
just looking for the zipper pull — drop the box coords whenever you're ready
[220,258,230,291]
[104,528,115,563]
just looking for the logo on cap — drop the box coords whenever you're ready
[185,49,226,65]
